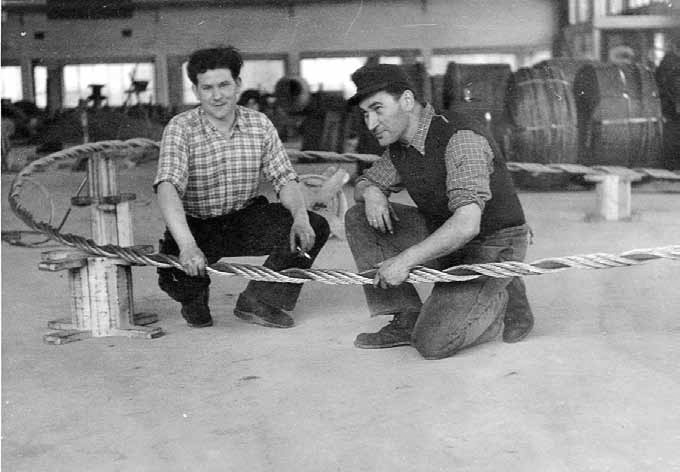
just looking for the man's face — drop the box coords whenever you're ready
[358,91,410,146]
[193,68,241,123]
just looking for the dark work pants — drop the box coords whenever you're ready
[345,202,533,359]
[158,196,330,311]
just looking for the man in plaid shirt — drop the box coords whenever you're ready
[344,64,534,359]
[154,47,329,329]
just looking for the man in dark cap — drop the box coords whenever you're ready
[344,63,534,359]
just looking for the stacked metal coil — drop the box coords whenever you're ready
[505,63,578,163]
[573,62,663,167]
[443,62,513,146]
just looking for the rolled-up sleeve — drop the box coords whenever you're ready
[355,149,403,195]
[444,130,494,212]
[153,118,190,196]
[261,119,298,194]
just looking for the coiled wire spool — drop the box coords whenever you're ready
[573,62,663,167]
[535,58,597,90]
[505,64,578,164]
[443,62,513,146]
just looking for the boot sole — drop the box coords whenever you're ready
[187,319,213,328]
[234,309,294,329]
[354,340,412,349]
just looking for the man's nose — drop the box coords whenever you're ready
[212,88,224,100]
[365,113,378,131]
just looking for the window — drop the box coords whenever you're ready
[1,66,23,102]
[430,54,519,75]
[181,58,286,105]
[62,62,154,108]
[34,65,47,108]
[300,57,367,99]
[569,0,592,23]
[379,57,404,65]
[607,0,625,14]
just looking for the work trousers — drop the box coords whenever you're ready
[345,202,532,359]
[158,196,330,311]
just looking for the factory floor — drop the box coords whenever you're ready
[2,158,680,472]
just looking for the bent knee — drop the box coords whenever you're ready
[412,329,464,360]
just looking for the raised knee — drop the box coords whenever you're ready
[412,329,464,360]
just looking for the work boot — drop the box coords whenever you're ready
[354,312,418,349]
[234,294,294,328]
[502,311,534,343]
[181,290,213,328]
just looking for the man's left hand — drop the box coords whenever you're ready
[290,216,316,253]
[374,255,412,288]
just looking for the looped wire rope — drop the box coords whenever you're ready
[8,138,680,285]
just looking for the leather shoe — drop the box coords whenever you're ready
[234,295,294,328]
[181,291,213,328]
[354,312,417,349]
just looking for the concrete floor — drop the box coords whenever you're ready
[2,160,680,472]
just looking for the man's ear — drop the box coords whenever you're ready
[401,90,415,111]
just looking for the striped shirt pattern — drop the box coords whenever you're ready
[358,104,494,212]
[154,106,297,219]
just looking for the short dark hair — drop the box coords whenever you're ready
[187,46,243,85]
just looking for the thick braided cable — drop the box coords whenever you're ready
[8,139,680,285]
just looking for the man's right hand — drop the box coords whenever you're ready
[363,185,398,234]
[179,244,207,277]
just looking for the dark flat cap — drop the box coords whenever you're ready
[347,64,413,106]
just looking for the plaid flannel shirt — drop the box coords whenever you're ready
[358,104,493,212]
[154,106,297,219]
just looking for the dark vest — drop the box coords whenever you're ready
[388,111,525,237]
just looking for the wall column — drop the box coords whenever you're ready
[287,50,300,77]
[20,56,34,102]
[46,63,64,114]
[154,53,169,106]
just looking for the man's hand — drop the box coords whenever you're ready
[289,212,316,253]
[374,254,412,288]
[179,244,207,277]
[363,185,399,234]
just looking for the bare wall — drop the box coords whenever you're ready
[1,0,559,105]
[2,0,559,60]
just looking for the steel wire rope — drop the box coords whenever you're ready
[7,138,680,285]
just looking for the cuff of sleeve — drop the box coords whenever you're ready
[273,172,300,194]
[448,194,486,213]
[153,179,184,197]
[356,175,393,195]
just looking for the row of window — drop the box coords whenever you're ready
[2,51,550,108]
[570,0,671,24]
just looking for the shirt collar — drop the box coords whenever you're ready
[405,103,435,155]
[198,105,253,134]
